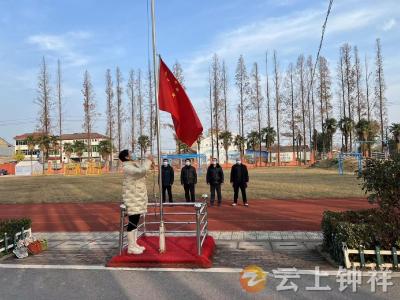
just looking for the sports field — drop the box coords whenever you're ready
[0,167,366,204]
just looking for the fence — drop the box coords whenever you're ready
[0,227,32,255]
[119,199,209,256]
[342,242,399,269]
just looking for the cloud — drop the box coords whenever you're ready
[27,31,91,66]
[382,18,396,31]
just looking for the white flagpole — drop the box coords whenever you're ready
[150,0,165,253]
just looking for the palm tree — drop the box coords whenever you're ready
[261,126,276,164]
[323,118,337,155]
[72,140,86,162]
[219,130,233,164]
[233,135,246,159]
[355,119,370,156]
[246,131,260,164]
[26,135,37,175]
[390,123,400,153]
[138,135,150,157]
[63,142,74,163]
[338,117,353,152]
[98,140,112,166]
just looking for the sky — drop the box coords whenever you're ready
[0,0,399,150]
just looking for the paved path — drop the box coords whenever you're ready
[0,198,371,232]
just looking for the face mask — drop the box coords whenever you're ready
[130,153,137,161]
[185,161,191,166]
[212,161,217,165]
[163,162,168,166]
[236,161,241,165]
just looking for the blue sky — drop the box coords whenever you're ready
[0,0,399,149]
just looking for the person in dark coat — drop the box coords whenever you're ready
[180,158,197,202]
[206,158,224,206]
[161,158,174,203]
[230,158,249,206]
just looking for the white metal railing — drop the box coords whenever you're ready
[119,196,209,256]
[0,228,32,254]
[342,242,399,269]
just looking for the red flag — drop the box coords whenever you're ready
[158,57,203,146]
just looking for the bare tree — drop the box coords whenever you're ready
[337,52,348,151]
[136,69,144,140]
[211,54,222,161]
[318,56,332,154]
[306,56,313,156]
[273,51,281,165]
[56,59,63,163]
[82,70,96,159]
[250,62,264,165]
[296,55,307,164]
[221,60,229,131]
[147,63,154,154]
[285,63,297,158]
[105,69,114,168]
[115,67,124,154]
[265,51,272,128]
[127,70,136,153]
[364,55,372,122]
[36,56,52,136]
[354,46,365,123]
[235,55,250,139]
[208,69,214,158]
[375,38,387,151]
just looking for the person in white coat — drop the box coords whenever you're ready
[119,149,153,255]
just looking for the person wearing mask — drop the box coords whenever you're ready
[161,158,174,203]
[206,158,224,206]
[119,149,154,254]
[230,158,249,207]
[180,158,197,202]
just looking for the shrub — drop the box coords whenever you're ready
[0,218,32,244]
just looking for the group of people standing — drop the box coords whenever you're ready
[119,149,249,255]
[161,157,249,207]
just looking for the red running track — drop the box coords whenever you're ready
[0,198,374,232]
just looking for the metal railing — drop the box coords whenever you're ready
[119,195,209,256]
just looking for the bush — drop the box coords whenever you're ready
[0,218,32,242]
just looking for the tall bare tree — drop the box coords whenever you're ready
[56,59,63,163]
[354,46,365,123]
[250,62,264,165]
[364,55,372,122]
[306,56,313,155]
[115,67,124,154]
[221,60,229,131]
[375,38,387,151]
[337,52,348,151]
[136,69,144,140]
[127,70,136,153]
[105,69,114,168]
[265,51,272,128]
[296,55,307,164]
[273,51,281,165]
[211,54,222,161]
[147,63,154,154]
[318,56,332,154]
[36,56,52,136]
[235,55,250,139]
[82,70,96,159]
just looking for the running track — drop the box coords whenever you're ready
[0,198,373,232]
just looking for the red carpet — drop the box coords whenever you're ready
[106,236,216,268]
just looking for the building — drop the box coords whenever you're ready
[196,134,241,164]
[0,137,14,163]
[267,145,311,163]
[14,132,110,163]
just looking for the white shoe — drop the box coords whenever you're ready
[231,203,237,206]
[127,230,143,255]
[132,229,145,251]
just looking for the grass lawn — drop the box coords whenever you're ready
[0,167,366,204]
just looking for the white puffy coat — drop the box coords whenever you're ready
[122,159,152,215]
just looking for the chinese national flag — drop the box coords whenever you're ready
[158,57,203,146]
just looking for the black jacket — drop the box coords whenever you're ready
[180,165,197,185]
[206,164,224,185]
[161,165,174,186]
[230,164,249,186]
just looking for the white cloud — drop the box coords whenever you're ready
[382,18,396,31]
[27,31,92,66]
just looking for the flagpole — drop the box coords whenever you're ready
[150,0,165,253]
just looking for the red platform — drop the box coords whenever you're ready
[106,235,216,268]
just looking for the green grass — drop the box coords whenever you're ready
[0,167,366,204]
